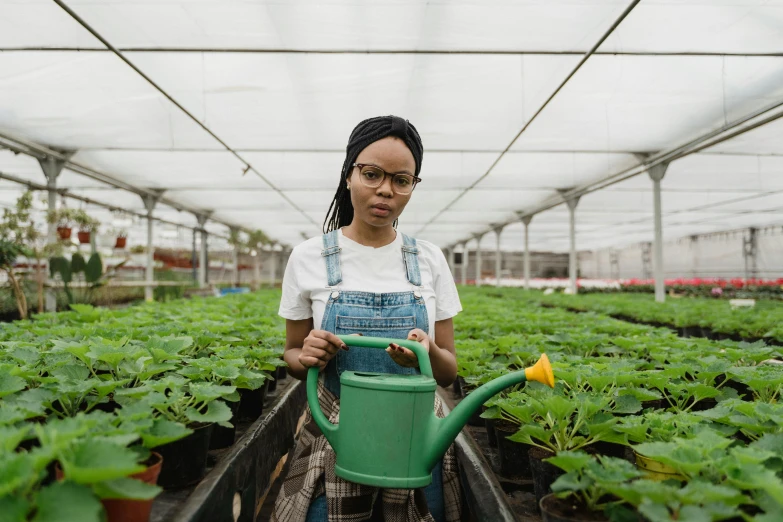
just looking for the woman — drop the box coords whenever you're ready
[272,116,463,522]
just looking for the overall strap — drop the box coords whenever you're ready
[321,231,342,287]
[401,233,422,286]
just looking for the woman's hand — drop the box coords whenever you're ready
[386,328,429,368]
[298,330,348,371]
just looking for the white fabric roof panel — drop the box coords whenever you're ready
[1,0,782,252]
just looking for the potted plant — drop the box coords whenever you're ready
[505,385,628,504]
[74,210,100,245]
[47,207,78,240]
[115,376,234,489]
[541,450,643,522]
[108,228,128,250]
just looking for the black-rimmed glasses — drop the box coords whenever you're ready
[352,163,421,195]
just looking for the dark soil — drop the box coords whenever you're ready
[540,494,608,522]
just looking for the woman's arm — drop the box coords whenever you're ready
[387,319,457,388]
[283,318,347,381]
[429,318,458,387]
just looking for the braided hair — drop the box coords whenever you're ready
[324,115,423,233]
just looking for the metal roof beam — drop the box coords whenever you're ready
[0,168,229,240]
[445,94,783,250]
[2,47,782,58]
[0,130,242,237]
[415,0,642,237]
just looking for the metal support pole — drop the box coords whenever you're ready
[690,235,699,278]
[196,214,209,288]
[648,163,669,302]
[230,228,240,287]
[563,197,580,295]
[252,251,261,290]
[743,227,758,280]
[493,226,503,287]
[38,156,68,312]
[448,247,456,281]
[191,229,198,283]
[474,234,484,287]
[641,242,652,280]
[142,194,160,302]
[610,251,620,280]
[268,245,278,287]
[521,216,532,289]
[204,232,210,284]
[460,242,468,286]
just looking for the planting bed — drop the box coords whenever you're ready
[453,287,783,521]
[0,291,287,522]
[6,284,783,521]
[534,291,783,344]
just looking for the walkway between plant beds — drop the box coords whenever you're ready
[537,302,782,347]
[440,386,541,522]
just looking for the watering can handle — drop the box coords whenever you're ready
[306,335,433,446]
[339,335,433,377]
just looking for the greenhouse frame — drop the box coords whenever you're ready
[2,2,783,522]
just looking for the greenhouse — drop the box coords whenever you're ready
[1,1,783,521]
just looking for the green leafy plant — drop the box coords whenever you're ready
[545,450,643,513]
[502,385,627,453]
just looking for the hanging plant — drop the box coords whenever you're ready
[108,228,128,249]
[74,210,101,245]
[47,208,79,240]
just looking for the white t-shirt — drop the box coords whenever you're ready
[279,229,462,341]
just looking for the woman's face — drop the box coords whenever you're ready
[347,136,417,228]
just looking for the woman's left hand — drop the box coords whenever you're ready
[386,328,430,368]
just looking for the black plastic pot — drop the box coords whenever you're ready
[495,421,531,478]
[157,423,213,489]
[539,493,609,522]
[641,398,667,411]
[592,441,630,462]
[267,375,278,393]
[453,377,463,397]
[463,391,484,427]
[689,397,718,412]
[485,417,498,448]
[529,447,564,507]
[209,400,241,450]
[276,366,287,381]
[238,380,269,421]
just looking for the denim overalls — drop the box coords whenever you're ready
[306,230,445,522]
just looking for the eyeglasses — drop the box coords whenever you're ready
[352,163,421,195]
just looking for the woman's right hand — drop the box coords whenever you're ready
[298,330,349,371]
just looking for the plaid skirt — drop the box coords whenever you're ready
[271,380,463,522]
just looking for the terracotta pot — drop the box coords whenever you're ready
[77,231,91,244]
[57,227,72,240]
[115,237,127,249]
[57,452,163,522]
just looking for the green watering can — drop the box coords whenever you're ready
[307,335,555,489]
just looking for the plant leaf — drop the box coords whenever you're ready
[186,400,233,428]
[33,481,103,522]
[59,439,144,484]
[92,477,162,500]
[140,418,193,448]
[0,374,26,399]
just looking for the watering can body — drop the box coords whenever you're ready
[307,335,554,489]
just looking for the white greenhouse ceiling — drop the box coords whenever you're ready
[1,0,782,252]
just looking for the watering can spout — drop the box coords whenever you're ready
[425,354,554,470]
